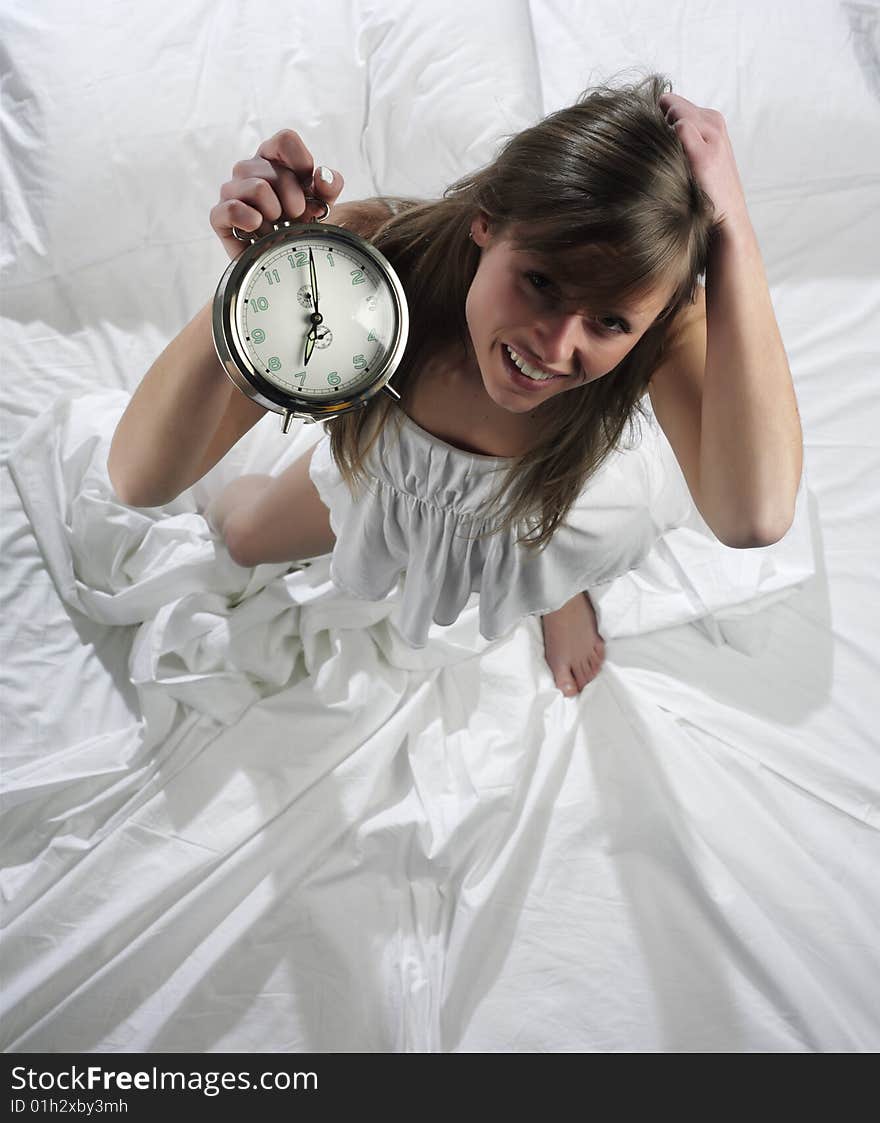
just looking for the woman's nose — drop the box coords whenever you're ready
[533,313,588,370]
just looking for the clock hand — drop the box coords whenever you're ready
[303,304,324,366]
[308,247,319,315]
[303,247,323,367]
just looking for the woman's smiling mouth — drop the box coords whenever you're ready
[501,343,570,390]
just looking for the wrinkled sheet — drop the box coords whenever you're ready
[2,0,879,1052]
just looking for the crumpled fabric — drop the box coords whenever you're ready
[9,388,815,680]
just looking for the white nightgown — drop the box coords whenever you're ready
[308,405,693,649]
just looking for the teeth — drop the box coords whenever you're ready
[505,344,555,381]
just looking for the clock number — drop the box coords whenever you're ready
[268,357,281,372]
[265,268,281,285]
[251,328,266,344]
[289,251,309,270]
[325,253,335,267]
[327,372,341,386]
[252,296,269,312]
[353,354,366,370]
[294,371,307,387]
[367,330,377,342]
[350,268,366,286]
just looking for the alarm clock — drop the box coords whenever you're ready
[212,198,408,432]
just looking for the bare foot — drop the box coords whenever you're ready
[540,591,606,696]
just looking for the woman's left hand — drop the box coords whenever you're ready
[658,93,751,231]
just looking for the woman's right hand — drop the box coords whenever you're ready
[210,129,345,261]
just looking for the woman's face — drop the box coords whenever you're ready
[464,213,671,414]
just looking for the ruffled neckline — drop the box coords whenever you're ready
[397,408,516,464]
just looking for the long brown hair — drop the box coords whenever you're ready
[324,71,718,552]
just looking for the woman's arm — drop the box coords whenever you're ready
[699,216,803,546]
[107,199,395,509]
[658,93,803,546]
[107,298,266,508]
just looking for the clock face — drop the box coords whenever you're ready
[233,232,401,403]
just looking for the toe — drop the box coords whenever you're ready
[555,673,578,697]
[573,662,592,690]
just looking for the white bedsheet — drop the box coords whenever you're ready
[2,0,879,1052]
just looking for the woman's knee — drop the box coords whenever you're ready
[222,505,263,567]
[221,449,336,567]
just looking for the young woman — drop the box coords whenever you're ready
[109,74,798,696]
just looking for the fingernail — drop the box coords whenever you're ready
[317,165,334,184]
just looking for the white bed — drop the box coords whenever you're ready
[2,0,878,1052]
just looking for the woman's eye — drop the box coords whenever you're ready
[525,275,628,334]
[526,274,629,335]
[525,271,553,293]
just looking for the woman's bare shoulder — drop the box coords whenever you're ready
[327,199,394,240]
